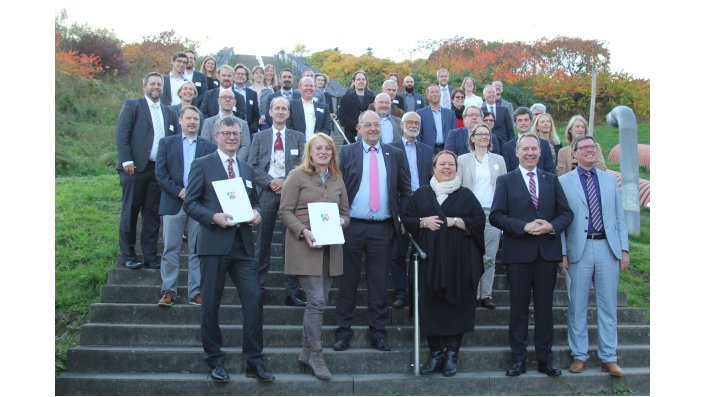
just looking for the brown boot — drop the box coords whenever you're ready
[308,341,332,380]
[298,338,311,373]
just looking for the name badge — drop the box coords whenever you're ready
[214,81,219,86]
[246,180,253,188]
[249,99,253,105]
[313,97,319,102]
[291,149,299,155]
[493,164,499,170]
[169,124,174,131]
[416,100,421,104]
[195,82,202,87]
[393,99,399,104]
[316,108,324,113]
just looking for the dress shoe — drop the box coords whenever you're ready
[538,362,562,376]
[143,261,161,269]
[123,260,142,270]
[442,351,458,377]
[505,361,527,376]
[285,295,306,307]
[601,362,624,377]
[245,364,275,382]
[370,337,391,351]
[479,297,496,310]
[158,292,174,307]
[189,295,202,306]
[569,359,586,373]
[333,338,350,351]
[209,366,229,383]
[391,298,406,309]
[420,350,444,375]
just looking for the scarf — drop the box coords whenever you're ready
[453,104,465,121]
[430,175,461,205]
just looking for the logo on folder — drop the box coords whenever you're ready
[226,192,237,200]
[320,213,330,222]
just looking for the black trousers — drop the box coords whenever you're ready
[506,257,558,364]
[200,229,263,370]
[335,220,393,340]
[118,162,161,263]
[390,233,410,302]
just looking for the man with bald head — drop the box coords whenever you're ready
[361,93,403,144]
[368,80,404,118]
[334,110,411,352]
[401,75,425,112]
[287,76,332,138]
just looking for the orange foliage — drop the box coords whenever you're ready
[122,30,197,75]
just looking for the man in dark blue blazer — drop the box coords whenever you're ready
[116,72,178,270]
[155,106,217,307]
[388,111,434,308]
[232,64,260,135]
[481,84,514,146]
[286,77,332,137]
[418,84,456,153]
[334,110,412,352]
[444,106,500,156]
[502,107,555,174]
[161,52,189,106]
[184,50,209,107]
[182,116,274,383]
[401,75,425,112]
[489,134,573,378]
[199,65,246,120]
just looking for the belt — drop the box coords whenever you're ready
[586,233,606,240]
[351,218,391,224]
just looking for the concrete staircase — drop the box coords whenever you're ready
[56,226,649,395]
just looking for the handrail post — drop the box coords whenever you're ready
[606,106,641,236]
[407,234,426,376]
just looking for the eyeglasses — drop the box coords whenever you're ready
[575,144,597,151]
[454,96,465,100]
[217,131,241,138]
[483,118,495,123]
[219,96,235,101]
[474,133,490,137]
[175,59,188,64]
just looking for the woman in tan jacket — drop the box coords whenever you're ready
[555,115,607,176]
[278,133,350,380]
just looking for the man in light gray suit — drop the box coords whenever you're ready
[559,135,630,377]
[248,96,307,306]
[358,93,402,144]
[200,90,250,162]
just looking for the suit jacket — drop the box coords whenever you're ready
[164,71,209,107]
[182,152,261,256]
[356,114,403,144]
[286,99,333,136]
[559,168,628,261]
[233,86,260,133]
[168,104,204,136]
[336,91,376,140]
[115,97,177,172]
[502,136,556,174]
[481,103,514,144]
[264,90,301,126]
[400,92,425,112]
[457,152,507,196]
[247,127,306,197]
[444,127,501,156]
[199,87,246,120]
[161,73,182,106]
[155,134,217,215]
[390,139,434,188]
[417,106,456,149]
[338,141,412,237]
[489,168,573,264]
[200,114,251,162]
[497,98,514,115]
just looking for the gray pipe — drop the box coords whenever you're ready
[605,106,640,236]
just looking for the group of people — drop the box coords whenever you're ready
[114,55,631,384]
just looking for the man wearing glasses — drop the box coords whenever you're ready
[183,116,274,383]
[200,90,251,161]
[161,51,189,106]
[444,106,499,156]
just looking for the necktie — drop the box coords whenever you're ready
[151,104,164,137]
[585,170,604,231]
[369,147,380,212]
[527,171,538,208]
[227,158,236,179]
[274,131,283,151]
[489,105,495,117]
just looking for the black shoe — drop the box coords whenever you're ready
[143,261,161,269]
[333,338,350,351]
[370,337,391,351]
[442,351,458,377]
[538,362,562,376]
[505,361,527,376]
[245,364,275,382]
[123,260,142,270]
[420,350,444,375]
[480,297,496,310]
[391,298,406,309]
[285,295,306,307]
[210,366,229,383]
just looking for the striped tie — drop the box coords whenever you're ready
[585,170,604,231]
[527,171,538,208]
[227,158,236,179]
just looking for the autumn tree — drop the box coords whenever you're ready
[122,30,199,76]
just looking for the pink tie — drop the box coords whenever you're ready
[527,171,538,208]
[369,147,380,212]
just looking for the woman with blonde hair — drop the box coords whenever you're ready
[531,112,562,168]
[278,133,350,380]
[199,56,219,90]
[555,115,606,176]
[249,65,274,131]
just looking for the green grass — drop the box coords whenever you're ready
[55,174,121,373]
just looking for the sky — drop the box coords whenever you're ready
[55,0,658,79]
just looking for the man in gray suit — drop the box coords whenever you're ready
[247,97,307,306]
[200,90,250,162]
[559,135,630,377]
[358,93,402,144]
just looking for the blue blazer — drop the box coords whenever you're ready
[155,134,217,215]
[417,106,456,150]
[115,97,178,172]
[489,168,573,264]
[286,99,333,135]
[390,139,434,188]
[168,104,204,136]
[502,136,555,174]
[199,87,246,120]
[339,141,412,237]
[444,127,502,156]
[481,103,514,145]
[559,168,629,261]
[183,152,261,257]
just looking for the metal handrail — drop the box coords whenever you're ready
[332,118,351,145]
[406,233,426,376]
